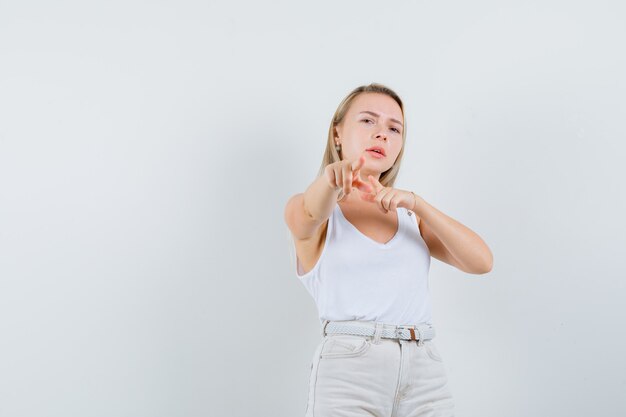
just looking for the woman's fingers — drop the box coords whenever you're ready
[368,175,384,194]
[367,175,389,213]
[351,154,366,176]
[353,177,373,193]
[335,155,390,201]
[342,163,353,196]
[355,183,373,194]
[337,155,366,198]
[333,165,343,190]
[353,154,374,192]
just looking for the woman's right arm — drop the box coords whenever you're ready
[284,154,370,241]
[284,175,340,241]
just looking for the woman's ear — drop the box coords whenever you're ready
[334,122,344,140]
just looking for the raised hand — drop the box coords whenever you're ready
[362,175,417,214]
[324,152,374,201]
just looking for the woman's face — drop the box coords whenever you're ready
[335,92,404,181]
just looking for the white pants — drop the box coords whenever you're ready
[305,320,455,417]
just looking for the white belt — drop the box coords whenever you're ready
[323,320,435,342]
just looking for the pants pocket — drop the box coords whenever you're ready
[320,334,372,359]
[424,340,443,362]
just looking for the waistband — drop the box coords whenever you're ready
[321,319,435,344]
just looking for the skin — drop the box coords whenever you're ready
[334,92,405,191]
[332,92,494,274]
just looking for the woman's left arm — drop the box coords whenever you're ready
[412,194,493,274]
[364,175,494,274]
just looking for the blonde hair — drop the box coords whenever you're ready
[318,82,407,202]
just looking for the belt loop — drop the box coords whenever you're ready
[321,320,329,337]
[373,322,383,344]
[394,326,403,340]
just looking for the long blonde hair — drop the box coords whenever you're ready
[318,83,407,201]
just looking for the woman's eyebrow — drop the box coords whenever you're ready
[358,110,403,127]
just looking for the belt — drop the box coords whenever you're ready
[322,320,435,342]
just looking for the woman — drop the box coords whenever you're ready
[284,83,493,417]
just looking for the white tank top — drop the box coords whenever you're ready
[294,203,433,327]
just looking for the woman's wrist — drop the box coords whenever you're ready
[410,191,420,212]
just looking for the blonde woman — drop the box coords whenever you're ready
[284,83,493,417]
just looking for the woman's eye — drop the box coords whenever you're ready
[362,119,400,133]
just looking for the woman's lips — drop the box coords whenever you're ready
[367,150,385,159]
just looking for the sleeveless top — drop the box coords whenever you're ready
[294,203,433,327]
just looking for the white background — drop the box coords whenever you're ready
[1,1,625,416]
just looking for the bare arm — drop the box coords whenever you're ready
[303,175,341,221]
[285,155,371,241]
[412,195,493,274]
[284,175,340,241]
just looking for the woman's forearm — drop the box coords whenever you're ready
[303,175,341,222]
[413,195,493,273]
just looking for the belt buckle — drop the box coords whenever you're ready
[396,325,418,341]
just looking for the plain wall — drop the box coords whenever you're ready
[1,0,625,416]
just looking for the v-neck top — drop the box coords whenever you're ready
[294,204,433,327]
[335,203,403,247]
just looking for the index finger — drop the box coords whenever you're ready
[368,175,384,193]
[351,153,366,174]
